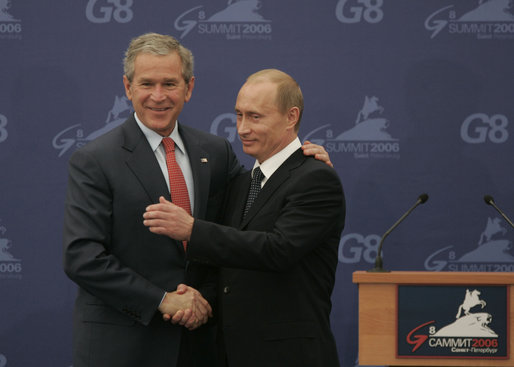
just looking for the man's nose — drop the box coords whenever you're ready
[151,85,166,102]
[237,116,250,135]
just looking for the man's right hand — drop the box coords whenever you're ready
[158,284,212,330]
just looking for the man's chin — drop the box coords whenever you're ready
[146,120,175,136]
[242,148,259,161]
[241,146,253,155]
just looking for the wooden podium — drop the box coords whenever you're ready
[353,271,514,366]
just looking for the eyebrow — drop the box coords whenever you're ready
[235,108,261,115]
[136,77,180,83]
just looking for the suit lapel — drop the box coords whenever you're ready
[240,148,306,228]
[179,124,211,218]
[122,117,170,204]
[226,171,252,227]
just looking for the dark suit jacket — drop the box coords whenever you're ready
[63,115,241,367]
[188,148,345,367]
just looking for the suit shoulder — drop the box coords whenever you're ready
[69,123,126,162]
[296,156,343,186]
[179,124,238,163]
[301,155,339,173]
[180,124,229,145]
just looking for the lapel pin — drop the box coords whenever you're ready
[201,158,208,163]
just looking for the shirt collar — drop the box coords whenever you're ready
[252,137,301,181]
[134,112,186,154]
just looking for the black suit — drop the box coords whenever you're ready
[63,115,241,367]
[188,148,345,367]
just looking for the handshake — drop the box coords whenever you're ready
[158,284,213,331]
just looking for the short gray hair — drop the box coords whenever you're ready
[123,32,194,84]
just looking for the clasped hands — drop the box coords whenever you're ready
[158,284,212,330]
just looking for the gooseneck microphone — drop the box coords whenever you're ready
[368,193,429,273]
[484,195,514,228]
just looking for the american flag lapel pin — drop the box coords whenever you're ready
[201,158,208,163]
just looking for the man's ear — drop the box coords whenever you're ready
[185,76,195,103]
[123,75,132,100]
[287,106,300,130]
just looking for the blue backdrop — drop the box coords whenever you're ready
[1,1,513,366]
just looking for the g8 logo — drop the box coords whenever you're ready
[338,233,380,264]
[0,114,8,143]
[336,0,384,24]
[86,0,133,24]
[210,113,237,143]
[461,113,509,144]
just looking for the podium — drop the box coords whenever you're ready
[353,271,514,366]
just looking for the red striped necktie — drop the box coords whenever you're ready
[162,137,191,250]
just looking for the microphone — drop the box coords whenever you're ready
[484,195,514,228]
[368,193,429,273]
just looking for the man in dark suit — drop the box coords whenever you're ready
[63,33,240,367]
[144,69,345,367]
[63,34,332,367]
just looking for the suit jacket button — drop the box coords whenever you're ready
[223,286,230,294]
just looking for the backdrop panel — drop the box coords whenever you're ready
[1,1,513,366]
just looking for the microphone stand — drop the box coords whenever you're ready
[368,194,428,273]
[484,195,514,229]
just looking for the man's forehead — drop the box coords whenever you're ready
[132,53,184,78]
[240,80,277,98]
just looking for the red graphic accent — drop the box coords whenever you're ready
[406,320,435,352]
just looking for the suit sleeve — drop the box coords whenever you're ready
[62,147,164,325]
[187,165,345,272]
[192,137,244,307]
[225,138,246,181]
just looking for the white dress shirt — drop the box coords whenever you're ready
[134,113,195,213]
[251,137,302,186]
